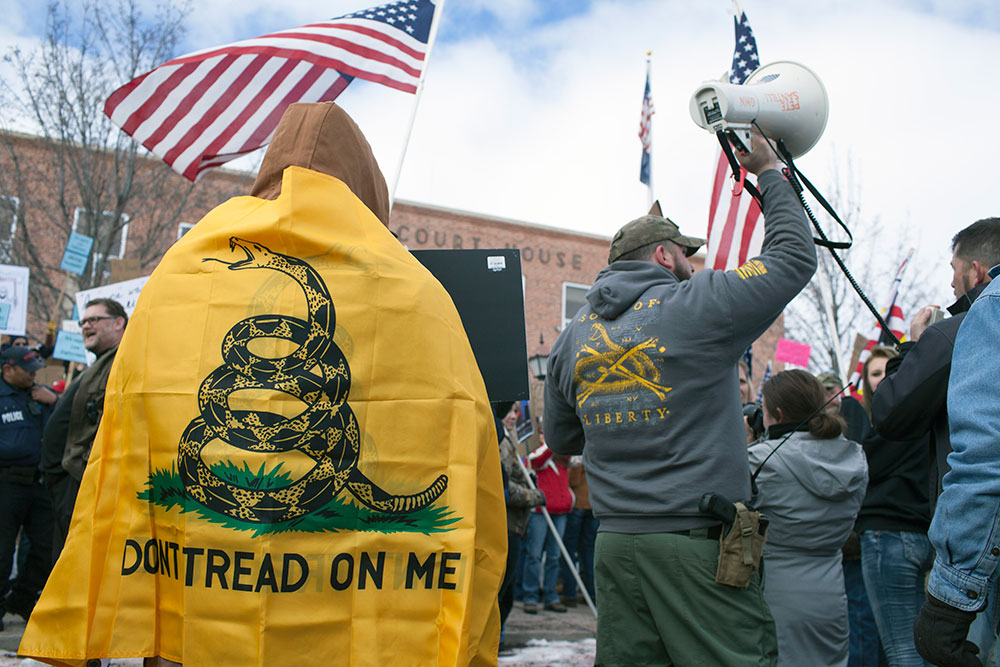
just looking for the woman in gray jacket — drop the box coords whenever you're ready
[749,370,869,667]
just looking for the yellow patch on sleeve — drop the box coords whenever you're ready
[732,259,767,280]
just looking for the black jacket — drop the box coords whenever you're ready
[870,284,986,509]
[0,379,53,467]
[855,428,931,534]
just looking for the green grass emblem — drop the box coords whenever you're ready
[139,463,461,538]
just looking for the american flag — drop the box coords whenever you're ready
[847,249,912,400]
[638,62,654,186]
[104,0,437,182]
[705,5,762,271]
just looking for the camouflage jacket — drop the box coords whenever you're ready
[500,431,544,537]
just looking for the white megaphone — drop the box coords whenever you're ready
[689,61,829,159]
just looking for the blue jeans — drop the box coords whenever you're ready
[522,512,567,605]
[559,508,597,600]
[860,530,933,667]
[844,558,887,667]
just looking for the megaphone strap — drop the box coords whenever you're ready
[766,131,901,348]
[716,131,764,208]
[777,145,853,251]
[715,122,901,349]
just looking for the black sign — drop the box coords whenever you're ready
[412,249,529,402]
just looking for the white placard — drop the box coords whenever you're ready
[0,264,29,336]
[73,275,149,366]
[74,275,149,321]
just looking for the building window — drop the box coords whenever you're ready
[73,207,130,283]
[72,207,129,259]
[562,282,590,328]
[0,195,17,244]
[177,222,195,240]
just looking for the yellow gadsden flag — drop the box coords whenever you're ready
[21,106,505,666]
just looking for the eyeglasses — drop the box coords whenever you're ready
[79,315,115,327]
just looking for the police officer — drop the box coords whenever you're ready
[0,346,56,628]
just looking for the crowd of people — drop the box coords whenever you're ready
[4,112,1000,667]
[494,400,598,652]
[0,297,125,630]
[543,126,1000,667]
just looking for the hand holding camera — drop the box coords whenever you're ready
[910,305,944,342]
[743,402,765,442]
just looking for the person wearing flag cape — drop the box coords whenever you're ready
[19,102,506,666]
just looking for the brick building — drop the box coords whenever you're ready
[1,132,782,415]
[0,131,254,331]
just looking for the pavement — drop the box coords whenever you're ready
[0,614,28,654]
[0,599,597,664]
[503,598,598,648]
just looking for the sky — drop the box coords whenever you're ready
[3,0,1000,307]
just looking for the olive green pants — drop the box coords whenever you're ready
[594,530,777,667]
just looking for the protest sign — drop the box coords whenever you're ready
[0,264,29,336]
[109,258,143,283]
[774,338,812,368]
[60,232,94,275]
[53,330,88,364]
[516,400,534,443]
[74,275,149,319]
[68,276,148,365]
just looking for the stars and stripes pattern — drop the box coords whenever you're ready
[847,250,912,400]
[705,5,763,271]
[104,0,436,182]
[638,65,654,186]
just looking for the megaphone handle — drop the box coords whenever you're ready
[718,130,741,177]
[716,131,764,208]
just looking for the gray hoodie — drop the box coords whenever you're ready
[543,169,816,533]
[749,432,868,554]
[747,431,868,667]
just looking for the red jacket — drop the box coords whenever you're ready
[528,444,574,514]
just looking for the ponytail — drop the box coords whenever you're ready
[763,369,844,439]
[808,411,845,439]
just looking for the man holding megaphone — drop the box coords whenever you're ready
[543,127,817,667]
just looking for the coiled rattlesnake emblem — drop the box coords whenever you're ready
[177,237,448,524]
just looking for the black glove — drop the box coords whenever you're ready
[914,594,982,667]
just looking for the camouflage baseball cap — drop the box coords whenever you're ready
[816,371,841,389]
[608,201,706,264]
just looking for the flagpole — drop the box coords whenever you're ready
[645,53,654,209]
[389,0,447,208]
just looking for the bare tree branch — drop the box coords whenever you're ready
[784,159,940,378]
[0,0,204,333]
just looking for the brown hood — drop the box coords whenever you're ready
[250,102,390,226]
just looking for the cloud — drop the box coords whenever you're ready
[900,0,1000,31]
[7,0,1000,301]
